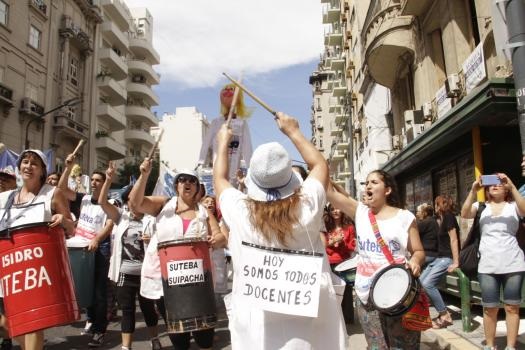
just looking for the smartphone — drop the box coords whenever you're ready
[481,174,501,186]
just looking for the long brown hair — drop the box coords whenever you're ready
[324,204,354,232]
[246,191,302,246]
[434,195,456,216]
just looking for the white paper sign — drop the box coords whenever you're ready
[166,259,204,286]
[435,85,452,119]
[237,242,323,317]
[0,202,45,232]
[462,43,486,94]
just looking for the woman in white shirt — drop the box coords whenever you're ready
[328,169,425,349]
[214,112,348,350]
[460,173,525,350]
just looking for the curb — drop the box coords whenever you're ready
[424,328,480,350]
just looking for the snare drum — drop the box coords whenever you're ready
[334,256,358,285]
[369,264,419,316]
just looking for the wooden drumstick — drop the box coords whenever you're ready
[148,128,164,159]
[226,73,243,128]
[222,72,277,116]
[71,139,85,157]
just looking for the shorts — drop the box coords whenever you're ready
[478,272,524,307]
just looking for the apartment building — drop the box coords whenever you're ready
[0,0,102,172]
[315,0,519,217]
[94,2,160,171]
[0,0,160,175]
[310,0,354,193]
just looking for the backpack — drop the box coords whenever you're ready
[459,202,486,279]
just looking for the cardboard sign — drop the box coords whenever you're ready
[166,258,205,286]
[237,241,323,317]
[0,202,45,232]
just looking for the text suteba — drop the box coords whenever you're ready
[1,247,52,296]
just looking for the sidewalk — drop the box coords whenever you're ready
[426,305,525,350]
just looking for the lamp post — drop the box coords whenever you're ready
[24,97,82,150]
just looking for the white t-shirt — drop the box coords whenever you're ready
[74,195,107,241]
[219,178,347,350]
[354,202,415,304]
[475,201,525,274]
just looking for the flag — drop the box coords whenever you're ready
[152,162,176,197]
[0,149,19,169]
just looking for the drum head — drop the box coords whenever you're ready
[334,255,358,272]
[371,265,410,309]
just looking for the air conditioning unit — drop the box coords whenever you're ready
[422,102,432,119]
[20,97,32,114]
[317,123,323,130]
[406,124,425,143]
[445,74,461,97]
[137,29,144,35]
[392,135,402,150]
[403,109,424,129]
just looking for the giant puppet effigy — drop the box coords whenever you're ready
[197,82,253,186]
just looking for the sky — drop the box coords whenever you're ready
[125,0,325,163]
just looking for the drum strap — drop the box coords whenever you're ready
[367,210,394,264]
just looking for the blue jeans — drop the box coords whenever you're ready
[478,272,524,307]
[419,257,452,313]
[87,249,110,333]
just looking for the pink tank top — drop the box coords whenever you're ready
[182,218,192,234]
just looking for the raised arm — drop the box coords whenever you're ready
[213,124,234,199]
[98,161,120,223]
[58,153,78,201]
[326,182,359,221]
[461,179,481,219]
[275,112,328,189]
[499,173,525,216]
[128,157,167,217]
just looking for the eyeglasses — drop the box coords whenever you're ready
[177,175,197,184]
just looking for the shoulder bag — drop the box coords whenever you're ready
[458,202,486,279]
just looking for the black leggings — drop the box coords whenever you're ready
[116,283,158,333]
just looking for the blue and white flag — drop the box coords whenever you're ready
[152,162,176,197]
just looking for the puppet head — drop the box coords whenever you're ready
[219,83,251,119]
[71,164,82,178]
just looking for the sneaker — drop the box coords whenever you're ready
[81,321,93,335]
[88,333,105,348]
[151,337,162,350]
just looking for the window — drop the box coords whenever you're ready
[0,67,4,83]
[0,1,8,26]
[68,56,78,86]
[29,25,41,49]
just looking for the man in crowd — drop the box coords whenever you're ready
[59,154,114,348]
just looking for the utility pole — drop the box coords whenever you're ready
[504,0,525,154]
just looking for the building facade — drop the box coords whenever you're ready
[314,0,520,230]
[0,0,160,176]
[156,107,209,172]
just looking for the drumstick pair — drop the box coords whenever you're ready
[222,72,277,117]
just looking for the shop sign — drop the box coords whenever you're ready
[463,43,486,94]
[435,85,452,119]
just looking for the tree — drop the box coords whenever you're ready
[117,157,159,195]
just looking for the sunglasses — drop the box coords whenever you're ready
[177,175,197,184]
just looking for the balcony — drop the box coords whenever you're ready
[363,3,416,88]
[330,121,343,136]
[97,76,127,105]
[332,79,347,97]
[125,128,155,146]
[129,37,160,65]
[335,112,346,124]
[0,83,14,112]
[339,169,352,177]
[127,82,159,106]
[60,15,94,55]
[322,3,341,24]
[401,0,433,16]
[332,151,345,162]
[337,140,350,150]
[324,27,343,47]
[126,105,158,125]
[100,22,129,53]
[330,55,345,71]
[99,48,127,80]
[53,114,89,140]
[328,97,343,113]
[127,59,160,85]
[101,0,130,31]
[95,135,126,159]
[96,104,126,131]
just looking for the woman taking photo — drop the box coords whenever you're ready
[420,195,459,329]
[214,112,347,349]
[322,203,356,324]
[327,169,425,349]
[0,149,73,350]
[129,166,226,350]
[461,174,525,350]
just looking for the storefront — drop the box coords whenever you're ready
[382,78,520,240]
